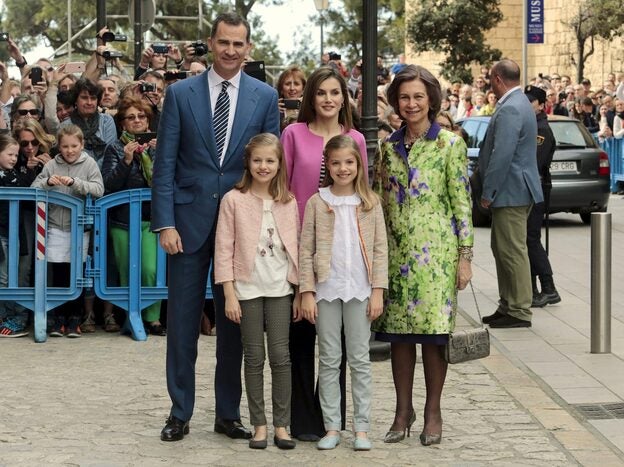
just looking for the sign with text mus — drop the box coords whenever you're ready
[527,0,544,44]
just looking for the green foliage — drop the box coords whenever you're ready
[320,0,404,64]
[248,14,282,66]
[563,0,624,82]
[406,0,503,83]
[283,30,319,76]
[0,0,282,65]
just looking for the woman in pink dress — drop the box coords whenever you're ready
[280,66,367,440]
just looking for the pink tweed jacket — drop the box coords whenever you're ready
[299,193,388,293]
[214,188,300,286]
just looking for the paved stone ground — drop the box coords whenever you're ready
[2,317,622,466]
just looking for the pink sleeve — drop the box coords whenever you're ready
[280,126,295,187]
[214,193,236,284]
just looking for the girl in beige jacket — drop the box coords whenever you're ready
[299,135,388,451]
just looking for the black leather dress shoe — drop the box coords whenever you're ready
[488,315,531,328]
[161,416,189,441]
[214,418,252,439]
[482,310,504,324]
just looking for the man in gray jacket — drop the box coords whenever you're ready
[478,59,543,328]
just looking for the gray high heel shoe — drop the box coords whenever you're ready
[383,411,416,443]
[419,432,442,446]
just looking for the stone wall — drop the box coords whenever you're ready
[405,0,624,88]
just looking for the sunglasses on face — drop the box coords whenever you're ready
[19,139,40,147]
[17,108,40,116]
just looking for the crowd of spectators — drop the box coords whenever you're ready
[0,24,622,338]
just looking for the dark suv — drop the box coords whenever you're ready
[457,115,610,226]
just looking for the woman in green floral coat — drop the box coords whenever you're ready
[372,65,473,446]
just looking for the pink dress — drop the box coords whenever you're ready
[280,122,368,224]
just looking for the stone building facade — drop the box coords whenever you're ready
[405,0,623,87]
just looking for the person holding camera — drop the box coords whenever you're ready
[275,66,306,131]
[152,12,280,443]
[326,52,348,78]
[133,71,165,131]
[134,43,182,81]
[83,29,131,84]
[100,97,164,335]
[4,37,29,79]
[177,42,209,72]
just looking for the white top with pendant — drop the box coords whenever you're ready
[234,199,294,300]
[315,187,371,303]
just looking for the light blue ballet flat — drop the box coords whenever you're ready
[317,434,341,450]
[353,437,372,451]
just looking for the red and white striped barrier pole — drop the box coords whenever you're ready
[36,202,46,260]
[34,200,47,343]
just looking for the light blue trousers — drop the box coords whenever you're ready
[316,298,372,432]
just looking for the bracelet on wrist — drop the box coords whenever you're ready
[458,246,473,262]
[16,58,27,68]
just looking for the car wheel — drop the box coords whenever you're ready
[472,197,491,227]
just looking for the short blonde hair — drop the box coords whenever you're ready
[57,124,84,145]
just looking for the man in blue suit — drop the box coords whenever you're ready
[478,59,543,328]
[151,12,280,441]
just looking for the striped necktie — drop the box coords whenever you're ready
[213,80,230,158]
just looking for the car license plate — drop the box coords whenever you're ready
[550,161,577,173]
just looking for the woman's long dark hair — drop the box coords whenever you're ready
[297,66,353,131]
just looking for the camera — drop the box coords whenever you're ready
[328,52,341,61]
[102,50,123,60]
[0,32,8,41]
[283,99,300,110]
[191,41,208,56]
[243,60,266,82]
[101,32,128,43]
[139,82,157,93]
[151,44,168,55]
[29,66,43,85]
[135,132,157,145]
[164,71,189,81]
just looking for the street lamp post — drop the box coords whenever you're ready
[314,0,329,62]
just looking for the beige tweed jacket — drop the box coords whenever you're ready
[299,192,388,293]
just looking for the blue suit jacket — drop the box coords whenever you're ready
[151,70,280,254]
[478,88,543,207]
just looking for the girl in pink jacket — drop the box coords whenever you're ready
[215,133,300,451]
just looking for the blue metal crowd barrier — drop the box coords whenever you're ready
[0,188,87,343]
[0,187,212,343]
[598,138,624,192]
[91,188,212,341]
